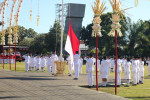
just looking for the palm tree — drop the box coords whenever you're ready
[127,18,149,56]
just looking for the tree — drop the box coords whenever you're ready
[19,38,34,47]
[2,26,37,45]
[45,20,66,54]
[29,34,46,54]
[17,26,37,44]
[127,18,149,56]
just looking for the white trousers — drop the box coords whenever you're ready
[117,72,121,85]
[47,64,51,73]
[68,63,73,75]
[52,63,56,74]
[148,67,150,75]
[137,70,139,83]
[132,71,137,84]
[74,63,79,78]
[139,70,144,82]
[25,63,29,72]
[88,72,93,86]
[79,64,82,74]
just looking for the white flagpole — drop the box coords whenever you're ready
[60,0,64,60]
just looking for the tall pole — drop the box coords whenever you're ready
[115,0,118,95]
[96,33,98,91]
[115,30,117,95]
[60,0,64,60]
[15,43,16,71]
[2,45,4,69]
[9,44,11,70]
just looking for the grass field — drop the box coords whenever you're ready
[0,62,150,100]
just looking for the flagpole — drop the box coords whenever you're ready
[96,33,98,91]
[3,45,4,69]
[115,0,118,95]
[60,0,64,60]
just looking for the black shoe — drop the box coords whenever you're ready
[132,84,136,86]
[124,85,129,87]
[52,74,55,75]
[137,83,139,84]
[74,78,78,80]
[68,74,72,76]
[88,86,92,88]
[140,82,143,84]
[117,85,120,87]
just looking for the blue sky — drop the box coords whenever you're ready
[2,0,150,34]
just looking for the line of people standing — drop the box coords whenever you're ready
[84,55,146,88]
[23,52,58,75]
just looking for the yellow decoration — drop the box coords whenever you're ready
[30,10,32,21]
[13,33,18,44]
[2,30,5,36]
[92,0,106,16]
[7,18,9,27]
[37,15,40,26]
[92,0,106,37]
[135,0,138,6]
[1,36,5,45]
[108,0,123,37]
[8,34,13,45]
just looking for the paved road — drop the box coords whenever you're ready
[0,69,129,100]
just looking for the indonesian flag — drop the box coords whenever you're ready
[65,21,80,63]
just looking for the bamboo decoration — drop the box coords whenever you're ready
[135,0,150,6]
[108,0,123,37]
[37,0,40,26]
[13,0,24,44]
[30,0,32,21]
[92,0,106,37]
[8,0,17,45]
[1,0,9,45]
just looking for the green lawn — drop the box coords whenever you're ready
[0,62,150,100]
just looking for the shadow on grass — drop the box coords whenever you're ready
[80,84,116,88]
[29,76,54,78]
[144,76,150,79]
[0,96,21,99]
[41,85,74,87]
[127,96,150,100]
[0,77,58,81]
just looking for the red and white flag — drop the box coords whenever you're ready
[65,21,80,63]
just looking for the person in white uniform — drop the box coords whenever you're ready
[30,54,36,71]
[36,55,41,72]
[23,53,30,72]
[136,56,140,84]
[139,57,144,84]
[124,58,131,87]
[51,52,58,75]
[131,56,138,86]
[67,55,73,76]
[41,55,46,72]
[146,57,150,76]
[79,57,83,74]
[116,56,123,87]
[122,58,126,71]
[46,54,52,73]
[100,56,111,86]
[86,54,94,88]
[95,57,100,72]
[73,51,80,80]
[110,57,115,72]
